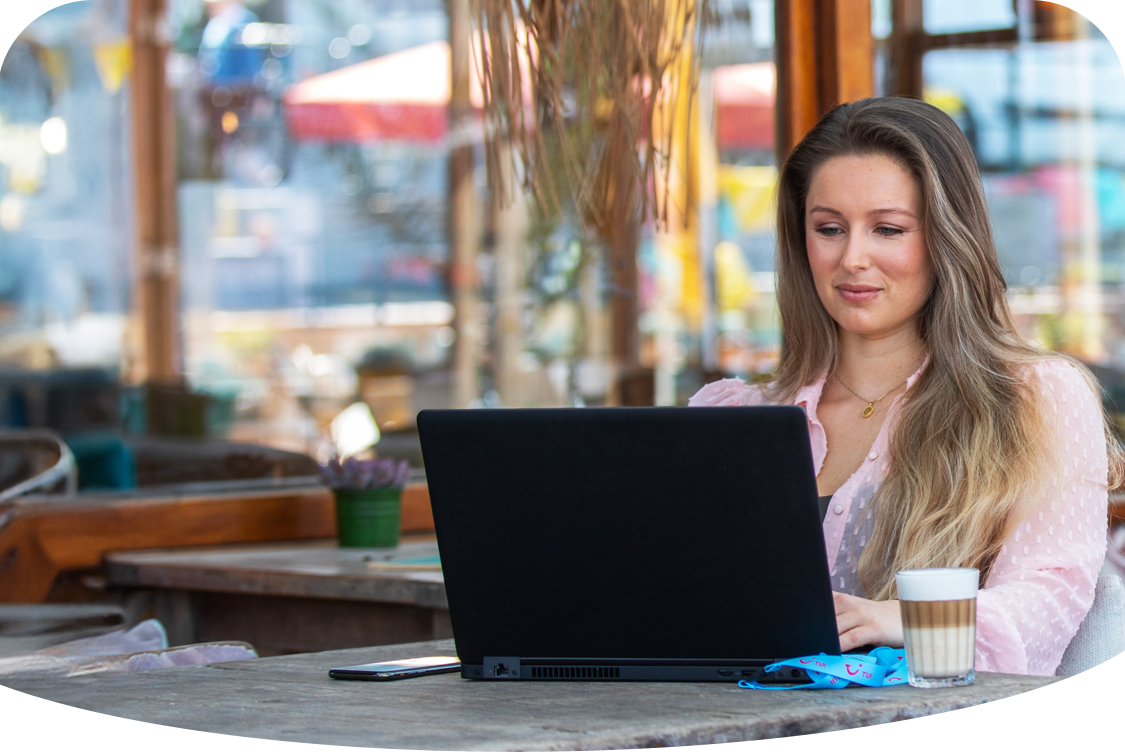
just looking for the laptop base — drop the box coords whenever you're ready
[463,657,812,683]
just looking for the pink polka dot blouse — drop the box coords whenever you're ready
[688,358,1110,676]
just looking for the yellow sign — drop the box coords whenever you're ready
[718,165,777,233]
[94,39,132,94]
[714,240,756,312]
[923,86,966,118]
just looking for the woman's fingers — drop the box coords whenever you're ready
[833,592,869,634]
[833,592,871,618]
[832,592,904,649]
[839,626,876,653]
[833,607,866,635]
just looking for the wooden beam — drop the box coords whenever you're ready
[775,0,876,161]
[923,28,1019,49]
[129,0,181,384]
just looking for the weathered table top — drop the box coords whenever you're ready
[105,537,446,609]
[2,638,1056,749]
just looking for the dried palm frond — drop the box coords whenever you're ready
[473,0,707,232]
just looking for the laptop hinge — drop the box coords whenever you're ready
[483,656,521,679]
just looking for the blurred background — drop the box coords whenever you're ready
[1,0,1124,481]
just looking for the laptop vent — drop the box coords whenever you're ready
[530,666,620,680]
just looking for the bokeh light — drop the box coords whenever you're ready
[40,117,67,155]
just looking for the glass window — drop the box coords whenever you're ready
[171,0,453,454]
[173,0,756,433]
[646,0,779,404]
[920,7,1125,433]
[0,1,133,424]
[924,0,1016,35]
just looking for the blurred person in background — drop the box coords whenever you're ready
[199,0,261,85]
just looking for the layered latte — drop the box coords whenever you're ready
[895,568,979,688]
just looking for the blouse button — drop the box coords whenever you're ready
[833,504,844,515]
[867,451,878,461]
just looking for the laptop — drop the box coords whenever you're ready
[416,405,840,682]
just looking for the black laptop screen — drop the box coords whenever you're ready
[419,406,840,664]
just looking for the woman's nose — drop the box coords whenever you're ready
[840,228,871,271]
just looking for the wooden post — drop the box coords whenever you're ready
[774,0,875,162]
[129,0,181,384]
[603,116,641,402]
[696,70,720,376]
[448,0,480,408]
[609,220,640,384]
[889,0,924,99]
[774,0,820,162]
[650,7,699,406]
[492,147,528,406]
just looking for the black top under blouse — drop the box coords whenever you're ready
[817,494,833,522]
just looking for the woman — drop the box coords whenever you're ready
[690,97,1123,676]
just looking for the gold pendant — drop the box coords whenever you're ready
[862,403,874,418]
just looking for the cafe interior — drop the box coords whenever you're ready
[1,0,1124,744]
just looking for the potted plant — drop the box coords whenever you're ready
[320,456,411,548]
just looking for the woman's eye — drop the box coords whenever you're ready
[815,227,843,237]
[875,226,905,237]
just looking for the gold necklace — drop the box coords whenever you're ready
[832,371,910,418]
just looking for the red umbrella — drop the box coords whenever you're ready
[713,62,775,151]
[285,43,773,151]
[283,41,486,143]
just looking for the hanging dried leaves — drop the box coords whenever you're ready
[472,0,706,233]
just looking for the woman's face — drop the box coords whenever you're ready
[804,153,932,342]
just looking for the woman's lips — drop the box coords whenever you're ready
[837,285,881,303]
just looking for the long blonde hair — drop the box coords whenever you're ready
[772,97,1123,599]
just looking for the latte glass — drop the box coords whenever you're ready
[895,568,978,688]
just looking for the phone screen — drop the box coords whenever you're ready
[329,656,461,681]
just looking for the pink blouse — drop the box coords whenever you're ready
[688,358,1110,676]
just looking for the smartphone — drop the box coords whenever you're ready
[328,656,461,681]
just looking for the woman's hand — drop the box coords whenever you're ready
[833,592,904,652]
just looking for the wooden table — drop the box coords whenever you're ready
[105,538,450,655]
[0,638,1056,749]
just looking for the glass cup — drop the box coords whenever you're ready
[895,567,978,688]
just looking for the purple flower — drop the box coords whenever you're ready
[319,456,411,490]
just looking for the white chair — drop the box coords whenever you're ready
[0,430,77,503]
[1055,574,1125,677]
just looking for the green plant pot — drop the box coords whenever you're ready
[334,488,402,548]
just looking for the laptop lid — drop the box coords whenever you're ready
[418,406,841,680]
